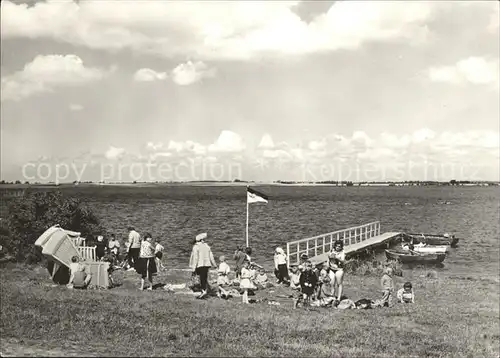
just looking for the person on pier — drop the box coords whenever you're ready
[328,240,346,306]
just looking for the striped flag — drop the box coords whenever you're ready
[247,187,268,204]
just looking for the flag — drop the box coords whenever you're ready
[247,187,268,204]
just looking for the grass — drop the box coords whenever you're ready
[1,263,499,357]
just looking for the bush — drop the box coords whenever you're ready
[0,191,105,263]
[344,258,403,277]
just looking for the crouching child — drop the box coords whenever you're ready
[397,281,415,303]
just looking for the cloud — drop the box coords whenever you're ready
[105,146,125,160]
[258,134,275,149]
[133,68,168,82]
[208,130,245,153]
[1,54,109,101]
[69,103,84,111]
[0,0,439,60]
[428,57,499,87]
[171,61,216,86]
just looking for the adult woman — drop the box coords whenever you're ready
[328,240,346,305]
[136,232,157,291]
[189,232,217,299]
[274,247,289,284]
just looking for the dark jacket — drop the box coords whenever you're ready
[299,270,318,295]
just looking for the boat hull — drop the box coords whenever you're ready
[385,249,446,264]
[405,233,459,248]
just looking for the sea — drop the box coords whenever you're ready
[2,185,499,281]
[16,184,495,281]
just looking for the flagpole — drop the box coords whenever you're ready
[246,187,249,248]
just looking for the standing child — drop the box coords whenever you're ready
[274,247,290,284]
[96,235,107,261]
[239,260,254,304]
[155,241,165,271]
[233,246,246,280]
[294,261,318,308]
[380,267,394,307]
[108,234,120,266]
[397,281,415,303]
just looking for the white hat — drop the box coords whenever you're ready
[196,233,207,242]
[443,233,450,238]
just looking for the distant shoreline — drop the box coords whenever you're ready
[0,181,499,189]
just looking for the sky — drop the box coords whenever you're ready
[1,0,499,183]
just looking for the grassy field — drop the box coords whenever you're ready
[1,263,498,357]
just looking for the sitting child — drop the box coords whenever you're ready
[311,274,336,307]
[67,256,92,289]
[217,255,231,298]
[289,266,301,290]
[294,261,318,309]
[397,281,415,303]
[254,268,272,289]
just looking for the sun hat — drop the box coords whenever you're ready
[196,233,207,242]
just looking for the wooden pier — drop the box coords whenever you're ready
[286,221,400,267]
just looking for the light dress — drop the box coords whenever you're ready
[239,267,255,290]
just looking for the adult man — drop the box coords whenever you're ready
[127,226,141,271]
[189,232,217,299]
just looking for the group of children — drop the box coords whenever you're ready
[215,254,271,303]
[288,240,415,309]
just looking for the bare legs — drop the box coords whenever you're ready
[242,289,249,304]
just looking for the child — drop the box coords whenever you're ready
[294,261,318,308]
[380,267,394,307]
[67,256,92,289]
[96,235,107,261]
[233,246,246,280]
[239,260,254,304]
[108,234,120,266]
[397,282,415,303]
[217,255,231,296]
[313,274,336,307]
[154,241,165,271]
[254,268,271,289]
[289,266,301,290]
[274,247,289,284]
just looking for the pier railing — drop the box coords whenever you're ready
[286,221,381,267]
[78,246,97,262]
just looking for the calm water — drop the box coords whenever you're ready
[60,185,500,281]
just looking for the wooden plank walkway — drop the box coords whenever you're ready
[309,231,401,266]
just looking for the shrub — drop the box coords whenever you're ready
[344,258,403,276]
[0,191,105,263]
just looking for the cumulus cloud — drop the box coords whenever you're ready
[133,68,168,82]
[1,54,109,101]
[0,0,440,60]
[428,57,499,87]
[208,130,245,153]
[105,146,125,160]
[171,61,216,86]
[69,103,84,111]
[258,134,275,149]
